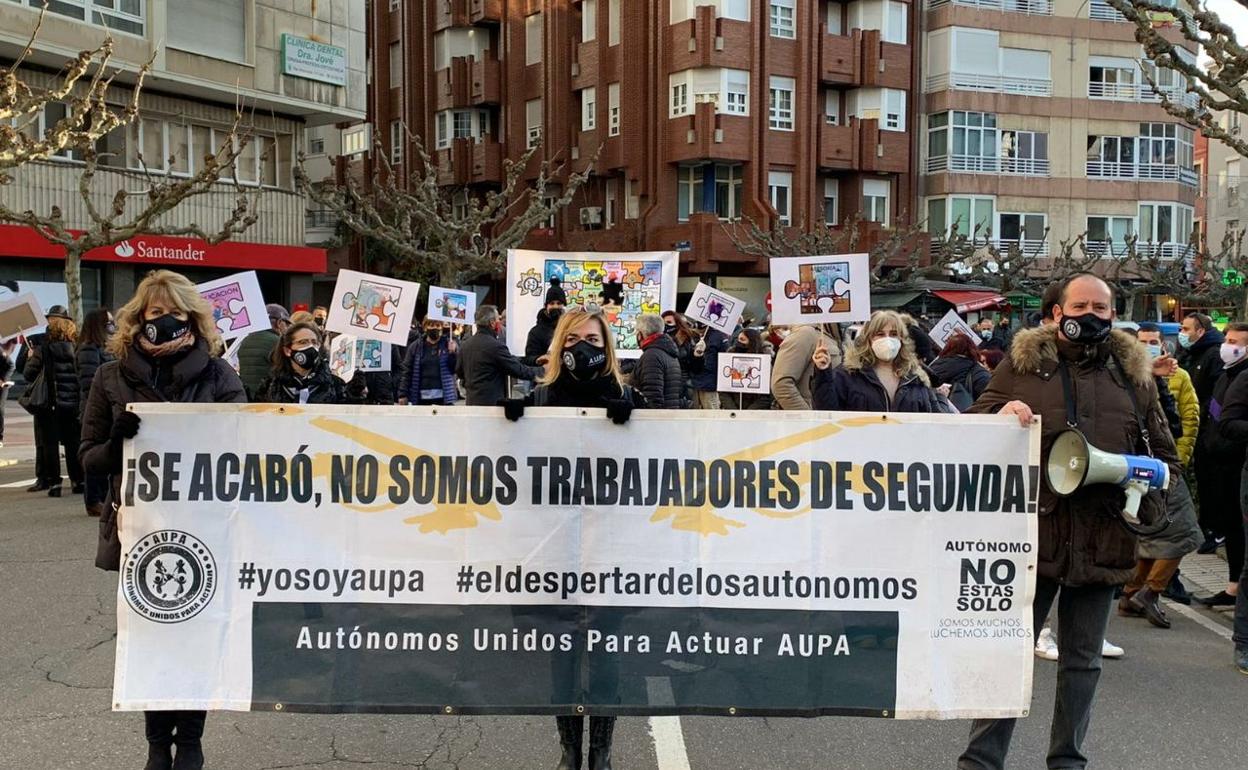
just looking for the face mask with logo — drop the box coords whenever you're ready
[1059,313,1112,346]
[561,340,608,382]
[1220,343,1246,367]
[142,313,190,346]
[291,345,321,370]
[1177,332,1193,349]
[871,337,902,362]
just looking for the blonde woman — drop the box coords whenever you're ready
[811,310,943,413]
[22,305,84,495]
[79,269,244,770]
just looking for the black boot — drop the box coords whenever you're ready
[26,480,49,492]
[143,711,175,770]
[47,484,62,498]
[555,715,583,770]
[588,716,615,770]
[1130,588,1172,629]
[171,711,206,770]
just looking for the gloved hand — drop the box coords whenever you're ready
[111,411,141,441]
[605,399,633,425]
[500,398,526,422]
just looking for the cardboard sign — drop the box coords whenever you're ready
[197,271,268,341]
[0,293,46,342]
[328,333,358,382]
[685,283,746,336]
[930,309,982,351]
[715,352,772,395]
[768,254,871,325]
[355,338,392,373]
[326,269,421,346]
[426,286,477,326]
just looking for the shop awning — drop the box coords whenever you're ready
[932,289,1007,313]
[871,291,923,309]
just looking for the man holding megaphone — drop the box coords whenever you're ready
[957,273,1180,770]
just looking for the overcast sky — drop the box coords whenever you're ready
[1206,0,1248,35]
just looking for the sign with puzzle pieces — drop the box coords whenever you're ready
[506,249,678,360]
[930,308,982,351]
[426,286,476,326]
[715,352,771,395]
[325,269,420,346]
[328,333,357,383]
[685,283,746,336]
[196,271,268,341]
[768,254,871,325]
[355,337,392,373]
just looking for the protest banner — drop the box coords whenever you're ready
[507,250,678,359]
[114,406,1038,719]
[716,353,771,396]
[426,286,477,326]
[768,254,871,325]
[326,269,421,346]
[0,293,46,342]
[686,283,746,336]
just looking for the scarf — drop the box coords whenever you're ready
[137,332,196,359]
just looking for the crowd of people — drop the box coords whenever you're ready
[2,267,1246,770]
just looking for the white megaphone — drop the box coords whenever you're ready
[1046,430,1169,526]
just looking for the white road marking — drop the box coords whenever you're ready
[0,477,36,489]
[646,677,692,770]
[1163,599,1233,641]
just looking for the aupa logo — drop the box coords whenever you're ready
[123,531,217,623]
[114,241,136,258]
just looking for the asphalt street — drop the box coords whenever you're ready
[1,429,1245,769]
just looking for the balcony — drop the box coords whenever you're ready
[434,138,503,186]
[819,118,909,174]
[926,154,1050,176]
[1089,1,1123,21]
[990,239,1050,257]
[926,72,1052,97]
[1086,160,1199,187]
[821,29,911,90]
[1086,241,1194,260]
[434,54,501,110]
[436,0,502,28]
[1088,81,1200,110]
[469,0,503,24]
[305,209,340,246]
[927,0,1053,13]
[665,102,751,165]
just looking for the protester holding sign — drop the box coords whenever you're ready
[397,319,459,406]
[811,311,944,413]
[957,273,1179,770]
[79,269,247,770]
[687,321,731,410]
[929,334,990,413]
[256,322,364,405]
[23,306,84,496]
[771,324,840,410]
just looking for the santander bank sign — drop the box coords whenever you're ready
[113,239,207,262]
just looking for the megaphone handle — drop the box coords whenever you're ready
[1122,481,1147,526]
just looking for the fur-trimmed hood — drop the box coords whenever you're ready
[1008,324,1153,388]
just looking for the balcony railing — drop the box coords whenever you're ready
[991,238,1050,257]
[927,0,1053,13]
[925,72,1052,97]
[1088,81,1201,109]
[1085,241,1194,260]
[1089,1,1122,21]
[926,154,1050,176]
[1086,160,1199,186]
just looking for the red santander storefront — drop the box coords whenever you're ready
[0,224,327,312]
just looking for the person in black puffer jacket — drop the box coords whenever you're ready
[812,310,944,413]
[75,307,115,515]
[633,313,685,408]
[23,305,83,496]
[256,322,363,405]
[928,332,990,412]
[524,278,566,365]
[79,269,246,770]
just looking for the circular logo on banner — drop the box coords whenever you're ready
[1061,317,1083,341]
[123,531,217,624]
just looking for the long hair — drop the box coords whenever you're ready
[77,307,112,350]
[269,321,324,376]
[539,307,622,386]
[108,270,223,359]
[660,310,693,345]
[844,310,928,383]
[736,327,766,354]
[45,316,77,343]
[938,332,984,364]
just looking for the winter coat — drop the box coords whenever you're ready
[1136,475,1202,561]
[635,333,685,409]
[1165,367,1199,466]
[398,336,458,405]
[23,339,79,413]
[688,329,731,392]
[771,325,841,410]
[456,327,543,406]
[969,325,1179,586]
[237,328,279,399]
[929,355,991,405]
[1196,361,1248,466]
[527,372,644,410]
[256,364,358,405]
[812,363,942,413]
[1183,327,1224,411]
[75,343,115,419]
[524,309,559,366]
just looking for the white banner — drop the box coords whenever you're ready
[115,406,1039,719]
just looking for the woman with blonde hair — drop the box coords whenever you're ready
[811,309,943,413]
[80,269,244,770]
[22,305,84,496]
[501,305,643,770]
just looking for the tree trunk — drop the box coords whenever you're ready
[63,249,84,325]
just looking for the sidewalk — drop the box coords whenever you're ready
[0,404,34,468]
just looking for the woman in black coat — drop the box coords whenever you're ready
[75,307,114,515]
[633,313,685,408]
[255,322,361,405]
[23,305,83,496]
[812,310,944,413]
[927,332,990,412]
[79,270,245,770]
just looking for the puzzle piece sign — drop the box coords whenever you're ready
[355,337,392,373]
[506,249,678,359]
[328,333,357,383]
[930,308,982,351]
[715,353,771,395]
[426,286,477,326]
[768,254,871,325]
[195,271,267,341]
[325,269,420,346]
[685,283,746,336]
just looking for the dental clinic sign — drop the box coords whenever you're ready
[281,34,347,87]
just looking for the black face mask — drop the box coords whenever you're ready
[561,340,608,382]
[314,317,325,328]
[548,307,563,321]
[291,346,321,370]
[142,314,190,346]
[665,324,677,336]
[1059,313,1112,346]
[426,329,442,342]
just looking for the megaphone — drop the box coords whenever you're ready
[1046,430,1169,525]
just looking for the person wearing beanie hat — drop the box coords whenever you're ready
[525,278,566,365]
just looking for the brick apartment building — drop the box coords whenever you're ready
[374,0,918,283]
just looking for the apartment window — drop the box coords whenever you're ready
[847,88,905,132]
[1089,56,1138,98]
[452,190,471,221]
[433,28,489,71]
[722,0,750,19]
[609,0,620,45]
[848,0,907,45]
[671,68,750,117]
[770,1,795,38]
[928,111,997,170]
[582,0,597,41]
[827,1,843,35]
[581,87,597,131]
[390,121,403,165]
[1087,215,1135,249]
[605,178,617,228]
[308,135,326,156]
[1139,202,1194,245]
[725,71,749,115]
[1140,122,1194,169]
[824,178,839,225]
[672,0,749,21]
[677,163,744,222]
[542,196,557,230]
[769,76,795,130]
[863,179,890,223]
[927,195,994,235]
[526,98,543,148]
[927,28,1051,96]
[670,79,690,117]
[1001,130,1048,174]
[677,165,702,222]
[769,170,793,225]
[390,42,403,89]
[29,0,146,36]
[997,213,1047,244]
[608,83,621,136]
[168,0,247,62]
[390,0,400,10]
[716,164,744,220]
[883,89,905,131]
[435,109,490,149]
[825,91,841,125]
[885,1,907,44]
[36,102,84,161]
[525,13,543,65]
